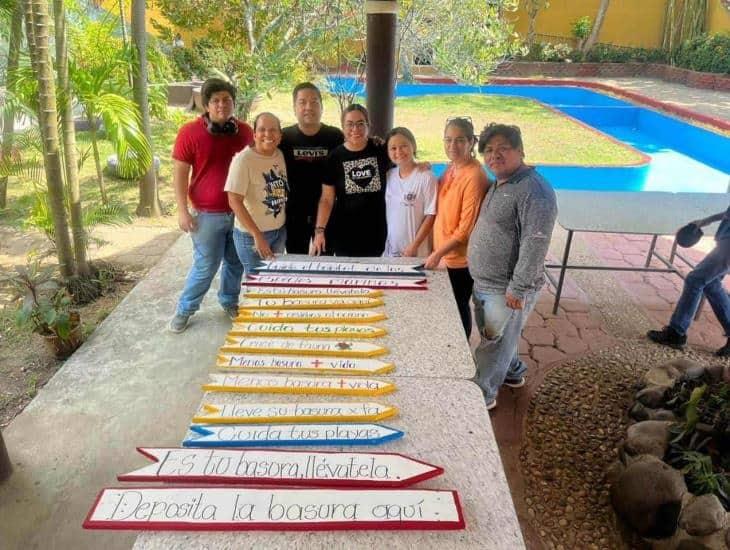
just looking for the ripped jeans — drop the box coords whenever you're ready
[472,289,539,402]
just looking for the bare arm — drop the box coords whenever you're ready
[403,215,436,257]
[227,192,274,259]
[691,210,728,228]
[173,160,195,232]
[311,185,335,255]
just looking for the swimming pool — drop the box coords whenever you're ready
[329,77,730,194]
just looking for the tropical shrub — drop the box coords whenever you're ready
[674,33,730,74]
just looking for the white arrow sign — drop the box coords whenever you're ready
[255,260,425,276]
[193,402,398,424]
[246,274,428,290]
[203,373,396,396]
[243,287,383,298]
[84,487,465,530]
[220,337,388,358]
[236,309,388,324]
[240,297,384,310]
[118,448,443,488]
[229,323,386,339]
[216,354,395,375]
[182,423,404,447]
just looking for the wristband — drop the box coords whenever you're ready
[314,226,326,234]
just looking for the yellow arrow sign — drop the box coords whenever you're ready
[239,297,384,310]
[235,309,388,324]
[228,323,387,339]
[216,354,395,376]
[202,374,396,396]
[220,337,389,358]
[192,402,398,424]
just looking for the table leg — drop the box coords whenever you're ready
[553,230,574,315]
[646,235,658,267]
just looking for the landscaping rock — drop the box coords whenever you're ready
[624,420,674,458]
[675,540,712,550]
[663,358,706,380]
[636,385,668,408]
[643,364,681,388]
[611,454,686,538]
[651,409,677,422]
[705,364,725,382]
[630,401,651,421]
[679,494,727,536]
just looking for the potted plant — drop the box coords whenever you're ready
[1,257,83,359]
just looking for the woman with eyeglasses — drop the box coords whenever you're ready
[424,117,489,338]
[311,104,390,257]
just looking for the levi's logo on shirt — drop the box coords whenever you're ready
[292,147,328,160]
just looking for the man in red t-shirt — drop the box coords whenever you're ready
[169,78,254,333]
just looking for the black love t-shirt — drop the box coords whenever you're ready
[323,139,390,257]
[280,124,344,225]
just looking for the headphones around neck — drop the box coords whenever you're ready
[204,114,238,136]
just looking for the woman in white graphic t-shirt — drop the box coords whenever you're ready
[382,127,437,258]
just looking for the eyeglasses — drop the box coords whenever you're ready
[344,121,368,130]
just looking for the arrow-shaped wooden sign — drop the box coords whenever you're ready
[182,423,404,447]
[246,274,428,290]
[228,323,386,339]
[84,487,465,531]
[216,354,395,375]
[254,260,425,277]
[220,337,388,358]
[239,297,384,310]
[235,309,388,324]
[192,402,398,424]
[118,448,443,488]
[203,374,396,396]
[243,287,384,298]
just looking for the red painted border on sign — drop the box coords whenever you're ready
[245,279,428,290]
[117,447,444,488]
[83,486,466,531]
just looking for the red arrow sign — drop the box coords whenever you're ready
[118,448,444,488]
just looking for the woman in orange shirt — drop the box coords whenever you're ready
[424,117,489,338]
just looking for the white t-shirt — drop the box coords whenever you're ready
[383,167,438,257]
[224,147,288,232]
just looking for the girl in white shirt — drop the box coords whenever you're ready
[383,127,437,257]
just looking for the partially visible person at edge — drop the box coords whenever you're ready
[279,82,343,254]
[311,104,390,257]
[169,78,254,334]
[424,117,489,338]
[225,112,289,275]
[647,205,730,357]
[382,127,437,258]
[468,123,557,411]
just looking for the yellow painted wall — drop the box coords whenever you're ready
[512,0,729,49]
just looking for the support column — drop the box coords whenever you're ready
[0,431,11,482]
[365,0,397,139]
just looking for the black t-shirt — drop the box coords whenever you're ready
[323,139,391,257]
[280,124,344,225]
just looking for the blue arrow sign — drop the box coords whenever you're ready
[182,423,404,448]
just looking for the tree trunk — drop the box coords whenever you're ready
[25,0,75,277]
[582,0,611,53]
[87,111,108,204]
[0,0,22,210]
[527,7,538,49]
[131,0,161,217]
[118,0,134,88]
[53,0,89,276]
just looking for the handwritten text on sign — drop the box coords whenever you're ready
[118,448,443,488]
[229,323,386,339]
[247,274,427,290]
[221,337,388,358]
[256,260,425,275]
[84,487,464,530]
[193,402,397,424]
[216,354,395,375]
[236,309,388,324]
[240,297,384,310]
[183,423,404,447]
[243,287,383,298]
[203,374,395,396]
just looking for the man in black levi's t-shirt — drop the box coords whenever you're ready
[280,83,344,254]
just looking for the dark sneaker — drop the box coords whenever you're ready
[647,326,687,350]
[169,313,190,334]
[504,376,526,388]
[223,305,239,321]
[716,339,730,357]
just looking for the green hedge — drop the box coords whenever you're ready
[674,33,730,75]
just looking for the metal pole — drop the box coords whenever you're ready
[365,0,397,139]
[0,431,11,482]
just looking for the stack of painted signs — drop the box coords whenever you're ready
[84,260,465,532]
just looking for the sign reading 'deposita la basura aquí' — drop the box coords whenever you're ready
[246,274,427,289]
[83,487,464,531]
[118,448,443,488]
[254,260,425,276]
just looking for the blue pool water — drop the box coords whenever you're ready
[330,77,730,194]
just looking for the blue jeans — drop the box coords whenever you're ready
[473,289,539,402]
[233,226,287,275]
[669,239,730,337]
[176,211,242,316]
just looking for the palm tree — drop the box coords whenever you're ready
[582,0,610,54]
[131,0,161,217]
[22,0,75,277]
[1,0,22,209]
